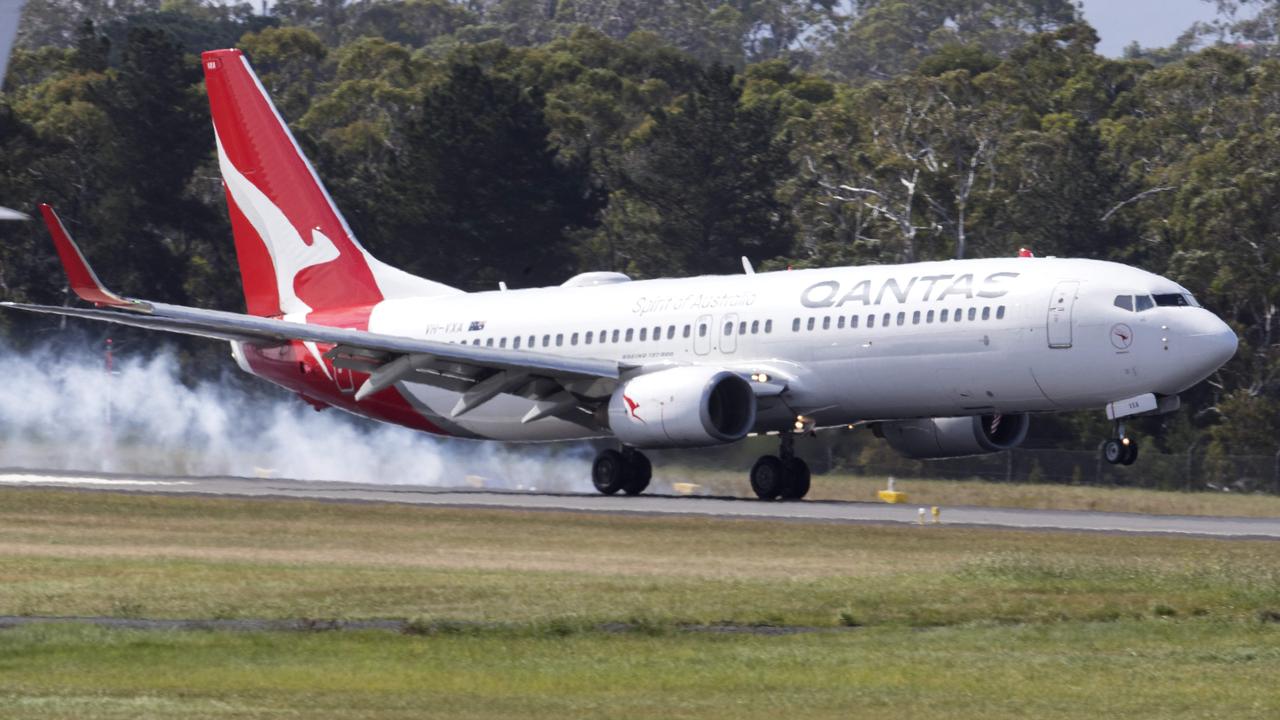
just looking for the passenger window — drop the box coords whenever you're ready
[926,310,934,323]
[897,312,905,326]
[792,318,801,332]
[912,311,920,325]
[850,315,859,328]
[940,309,949,322]
[1135,295,1154,312]
[807,317,815,331]
[837,316,845,329]
[764,320,773,333]
[954,307,963,322]
[473,339,481,345]
[625,328,634,342]
[585,331,593,344]
[513,337,521,349]
[653,326,661,340]
[868,314,876,328]
[968,308,976,321]
[822,317,831,330]
[883,313,891,327]
[1114,295,1133,311]
[981,307,990,320]
[556,333,564,346]
[668,326,676,339]
[571,332,579,346]
[542,334,550,347]
[724,322,733,335]
[751,320,759,334]
[499,338,507,348]
[486,338,494,347]
[738,321,747,335]
[639,328,647,341]
[698,324,707,338]
[683,325,691,338]
[529,335,536,348]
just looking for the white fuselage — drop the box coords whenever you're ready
[286,256,1236,443]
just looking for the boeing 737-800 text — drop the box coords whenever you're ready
[1,49,1238,499]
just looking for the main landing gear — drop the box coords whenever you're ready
[592,447,652,496]
[591,434,811,501]
[749,432,811,501]
[1102,422,1138,466]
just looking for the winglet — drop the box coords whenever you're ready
[39,204,145,309]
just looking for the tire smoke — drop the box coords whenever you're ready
[0,343,594,492]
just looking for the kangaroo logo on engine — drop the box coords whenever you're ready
[623,395,644,423]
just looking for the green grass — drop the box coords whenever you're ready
[1,489,1279,626]
[1,621,1278,719]
[2,487,1280,718]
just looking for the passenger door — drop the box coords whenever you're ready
[720,313,739,354]
[694,314,712,355]
[1046,281,1079,349]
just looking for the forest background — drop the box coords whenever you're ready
[1,0,1278,485]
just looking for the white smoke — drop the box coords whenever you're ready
[0,342,595,492]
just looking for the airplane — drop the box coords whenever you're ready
[1,49,1238,500]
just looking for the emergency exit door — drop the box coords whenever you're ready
[1046,281,1079,349]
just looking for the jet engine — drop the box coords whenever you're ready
[877,413,1029,459]
[607,367,756,448]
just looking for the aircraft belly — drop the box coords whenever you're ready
[847,329,1050,417]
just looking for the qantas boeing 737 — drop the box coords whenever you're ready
[1,49,1238,500]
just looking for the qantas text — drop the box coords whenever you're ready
[800,272,1019,308]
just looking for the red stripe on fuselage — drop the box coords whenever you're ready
[239,339,452,437]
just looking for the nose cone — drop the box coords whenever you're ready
[1187,311,1238,377]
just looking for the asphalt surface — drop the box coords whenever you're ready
[2,470,1278,540]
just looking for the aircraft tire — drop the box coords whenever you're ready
[780,457,811,500]
[592,449,627,495]
[622,451,652,495]
[750,455,785,500]
[1121,439,1139,466]
[1102,439,1124,465]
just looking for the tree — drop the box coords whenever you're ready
[369,58,602,289]
[609,63,794,277]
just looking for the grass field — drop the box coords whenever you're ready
[1,487,1279,718]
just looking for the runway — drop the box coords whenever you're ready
[3,470,1279,539]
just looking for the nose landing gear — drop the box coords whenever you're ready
[750,432,811,500]
[1102,423,1138,466]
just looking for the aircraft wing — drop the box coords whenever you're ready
[2,205,623,424]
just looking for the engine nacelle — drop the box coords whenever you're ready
[878,413,1030,459]
[608,367,756,448]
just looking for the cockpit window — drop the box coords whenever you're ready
[1134,295,1154,312]
[1113,295,1133,311]
[1154,293,1191,307]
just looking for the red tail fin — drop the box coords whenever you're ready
[202,49,458,318]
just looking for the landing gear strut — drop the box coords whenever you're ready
[592,447,652,495]
[750,432,811,500]
[1102,422,1138,466]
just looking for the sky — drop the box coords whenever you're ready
[1077,0,1230,56]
